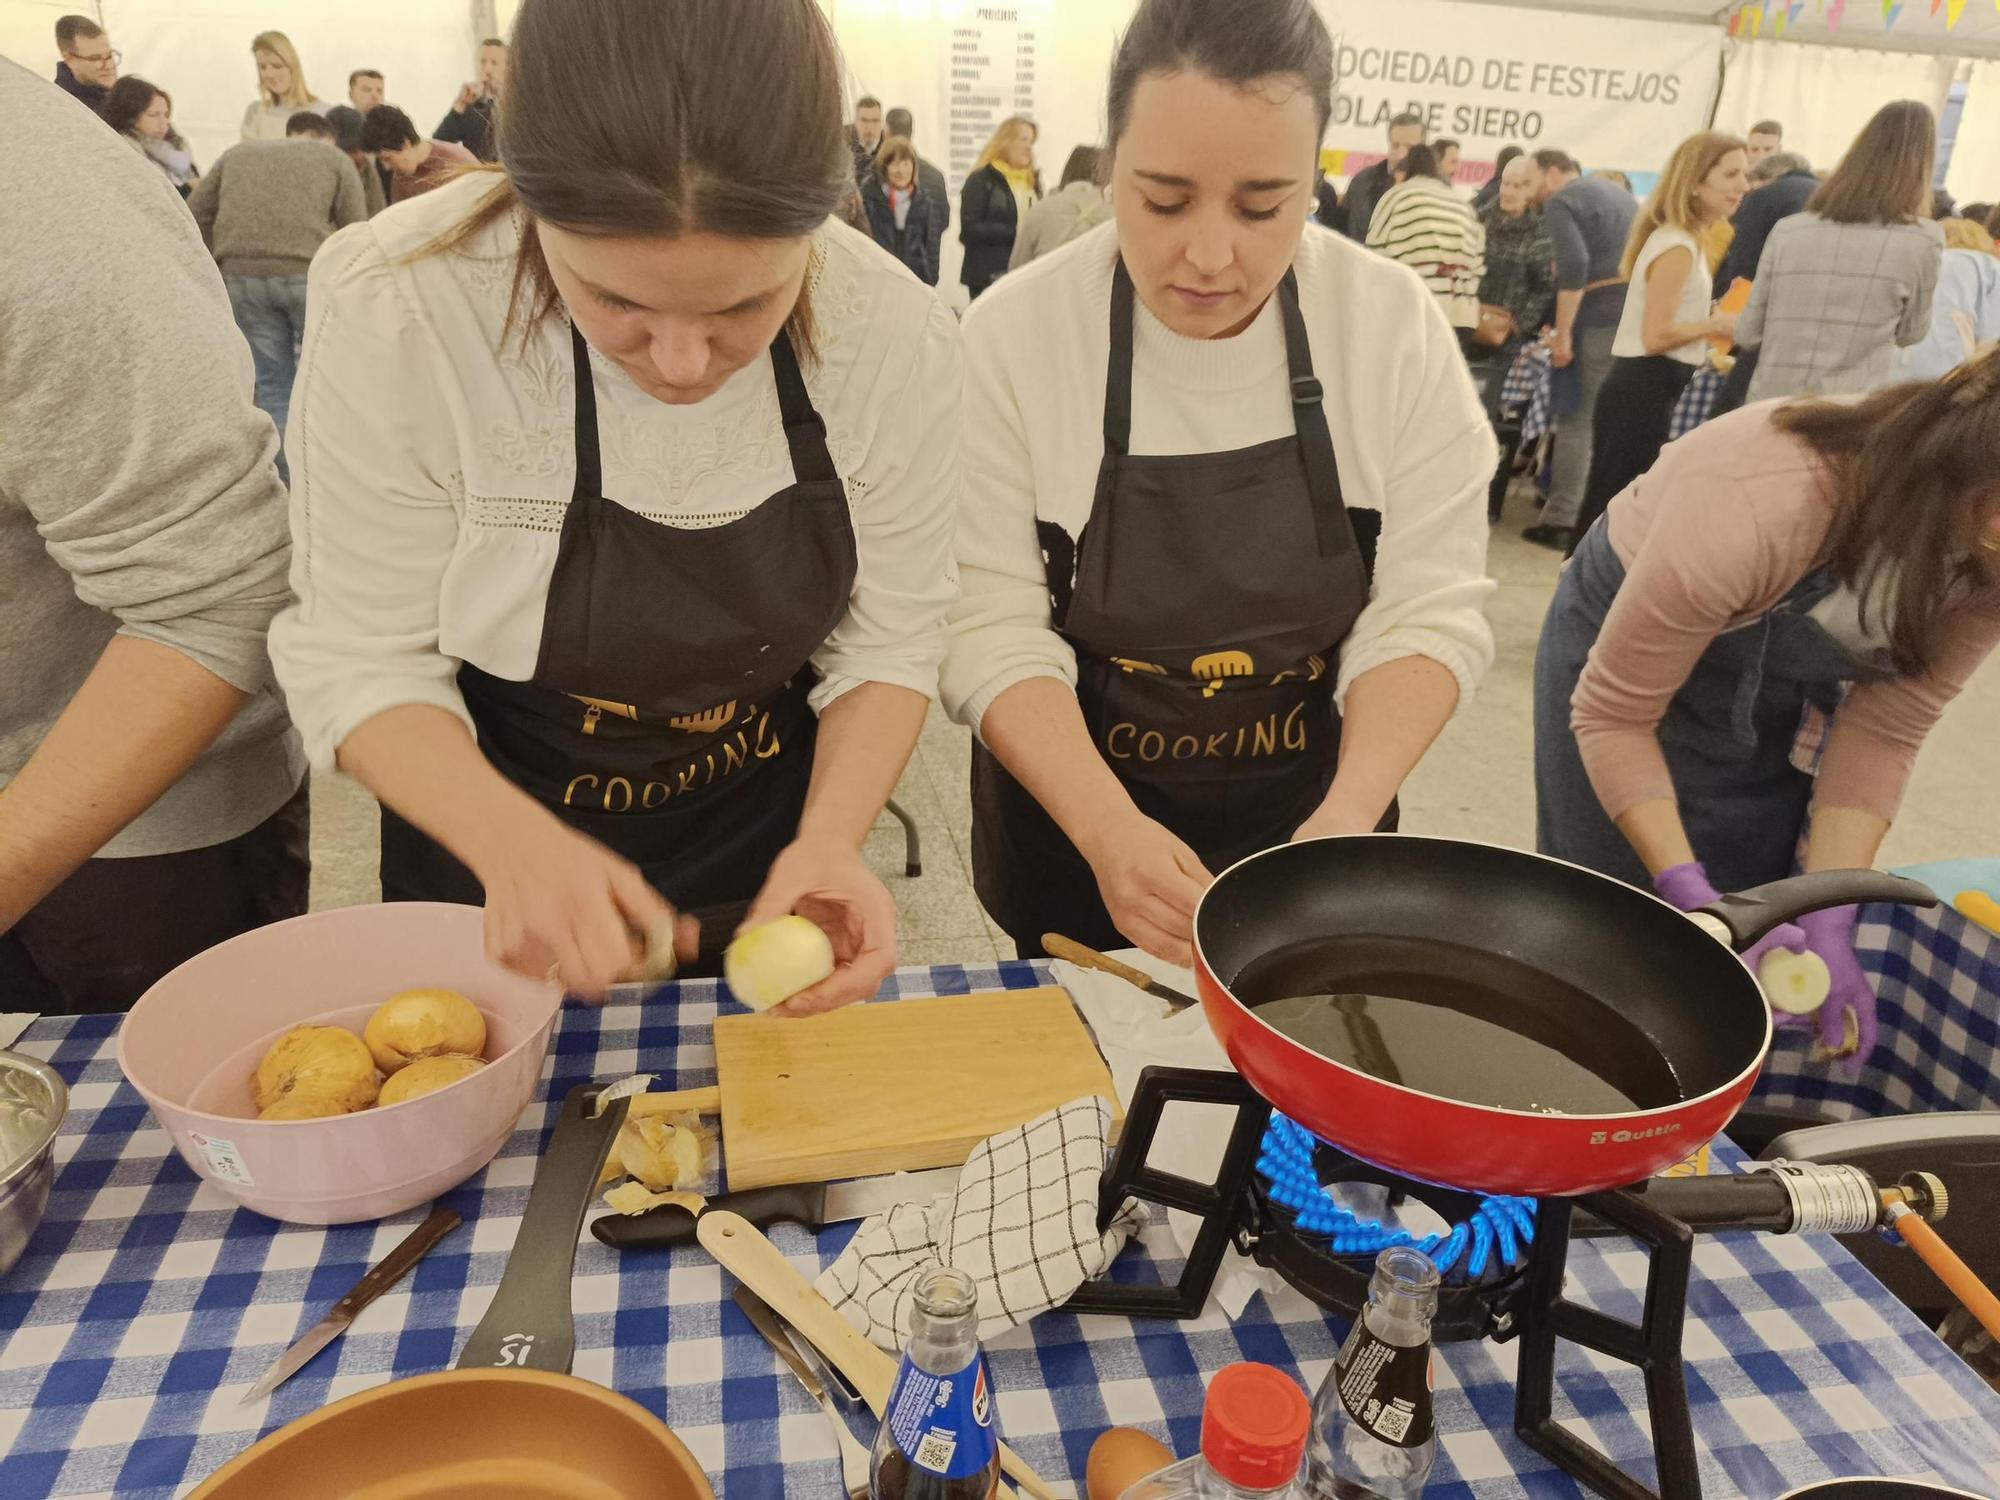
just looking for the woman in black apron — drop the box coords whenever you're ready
[269,0,958,1007]
[1534,367,2000,1066]
[941,0,1499,966]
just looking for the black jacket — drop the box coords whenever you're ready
[1341,160,1395,241]
[54,63,108,115]
[960,164,1028,294]
[1715,170,1817,295]
[435,96,497,163]
[915,155,950,274]
[1313,179,1342,230]
[861,176,942,285]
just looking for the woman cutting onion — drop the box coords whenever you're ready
[269,0,959,1011]
[1534,364,2000,1064]
[941,0,1495,966]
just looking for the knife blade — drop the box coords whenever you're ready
[240,1205,461,1404]
[592,1166,959,1251]
[734,1286,830,1399]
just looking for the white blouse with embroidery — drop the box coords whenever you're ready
[270,173,962,769]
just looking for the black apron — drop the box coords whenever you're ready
[1534,519,1897,893]
[381,324,859,928]
[972,263,1375,956]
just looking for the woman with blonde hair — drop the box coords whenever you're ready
[1566,130,1746,551]
[960,115,1040,298]
[241,30,325,141]
[1736,100,1942,401]
[268,0,958,1011]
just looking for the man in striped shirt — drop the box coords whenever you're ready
[1364,144,1486,331]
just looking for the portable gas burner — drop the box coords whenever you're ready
[1065,1066,1951,1500]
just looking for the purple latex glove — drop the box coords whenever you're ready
[1797,904,1876,1072]
[1652,862,1810,1013]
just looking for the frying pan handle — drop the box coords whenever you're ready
[455,1084,627,1374]
[1694,870,1937,951]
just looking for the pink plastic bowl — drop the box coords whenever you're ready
[118,903,562,1224]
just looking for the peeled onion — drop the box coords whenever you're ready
[364,989,487,1074]
[378,1054,487,1106]
[724,916,835,1012]
[253,1026,379,1116]
[1758,949,1831,1015]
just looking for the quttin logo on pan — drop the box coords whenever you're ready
[1588,1123,1683,1145]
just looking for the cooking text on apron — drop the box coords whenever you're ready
[973,261,1379,955]
[380,322,859,931]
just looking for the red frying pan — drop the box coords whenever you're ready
[1191,837,1934,1195]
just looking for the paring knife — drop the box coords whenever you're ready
[240,1205,462,1404]
[1042,933,1198,1012]
[592,1166,960,1251]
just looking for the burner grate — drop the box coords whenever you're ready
[1066,1065,1700,1500]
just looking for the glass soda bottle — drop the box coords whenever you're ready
[1119,1362,1312,1498]
[869,1267,1002,1500]
[1305,1246,1440,1499]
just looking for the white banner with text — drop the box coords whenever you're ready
[1314,0,1723,175]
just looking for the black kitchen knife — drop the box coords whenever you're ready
[592,1166,959,1250]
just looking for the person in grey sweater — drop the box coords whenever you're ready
[1525,150,1636,547]
[1009,146,1110,269]
[189,111,366,476]
[0,58,306,1013]
[1736,101,1943,404]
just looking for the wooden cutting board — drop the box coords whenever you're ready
[711,987,1121,1190]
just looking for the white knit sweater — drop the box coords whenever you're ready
[270,174,962,769]
[940,220,1497,732]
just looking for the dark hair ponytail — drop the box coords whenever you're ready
[1106,0,1334,151]
[422,0,848,359]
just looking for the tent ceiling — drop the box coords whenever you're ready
[1460,0,2000,57]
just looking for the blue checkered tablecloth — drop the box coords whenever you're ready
[1668,365,1728,443]
[1755,897,2000,1119]
[1500,343,1554,445]
[4,963,1999,1500]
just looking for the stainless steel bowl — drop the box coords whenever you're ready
[0,1051,67,1277]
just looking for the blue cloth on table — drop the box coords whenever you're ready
[1753,899,2000,1120]
[4,961,1999,1500]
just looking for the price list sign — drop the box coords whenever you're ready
[946,7,1039,197]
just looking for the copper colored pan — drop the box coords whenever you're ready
[187,1367,712,1499]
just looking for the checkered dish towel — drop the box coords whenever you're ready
[815,1095,1145,1351]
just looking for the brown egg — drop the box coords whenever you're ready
[1085,1427,1176,1500]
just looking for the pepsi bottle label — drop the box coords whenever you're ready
[884,1350,1000,1480]
[1334,1326,1435,1448]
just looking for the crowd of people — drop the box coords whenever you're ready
[47,15,506,458]
[6,0,1999,1083]
[836,94,1088,298]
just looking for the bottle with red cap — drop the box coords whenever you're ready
[1118,1362,1313,1498]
